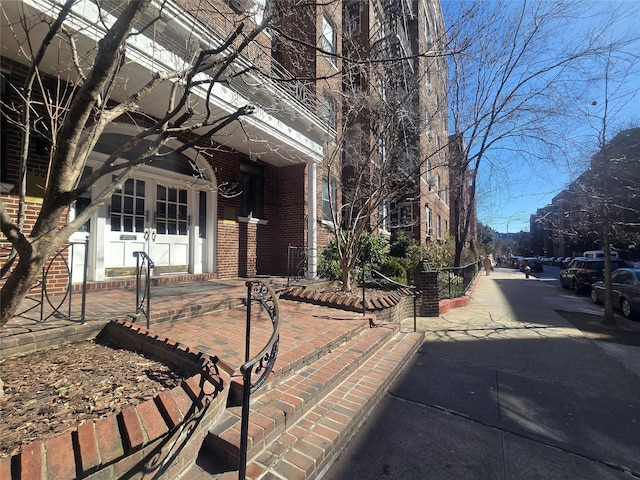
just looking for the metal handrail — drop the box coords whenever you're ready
[238,280,281,480]
[133,251,154,329]
[369,268,418,332]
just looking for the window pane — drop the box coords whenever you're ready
[124,179,134,195]
[135,217,144,232]
[111,216,121,232]
[124,196,133,214]
[157,222,166,234]
[123,217,133,232]
[199,191,207,239]
[179,189,187,203]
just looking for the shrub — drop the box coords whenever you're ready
[379,257,407,284]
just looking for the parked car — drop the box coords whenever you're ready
[561,257,574,268]
[591,268,640,319]
[560,258,628,294]
[520,257,543,273]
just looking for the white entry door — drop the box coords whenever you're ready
[151,183,189,273]
[105,177,190,276]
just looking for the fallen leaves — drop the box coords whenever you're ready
[0,339,187,458]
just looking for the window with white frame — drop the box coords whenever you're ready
[437,214,442,239]
[379,200,390,232]
[426,205,432,236]
[322,94,337,131]
[344,2,361,35]
[322,177,337,222]
[322,14,337,63]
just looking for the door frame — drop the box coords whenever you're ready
[72,125,217,282]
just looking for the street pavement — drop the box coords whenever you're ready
[324,267,640,480]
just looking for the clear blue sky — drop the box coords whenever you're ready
[442,0,640,234]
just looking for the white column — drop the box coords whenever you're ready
[307,160,318,279]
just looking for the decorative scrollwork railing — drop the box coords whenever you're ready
[238,280,281,480]
[133,251,154,329]
[11,239,89,323]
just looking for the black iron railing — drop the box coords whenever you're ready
[133,251,154,329]
[366,268,418,332]
[439,262,478,300]
[13,239,89,323]
[238,280,281,480]
[286,244,306,286]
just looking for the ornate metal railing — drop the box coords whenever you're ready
[133,251,154,329]
[286,244,307,285]
[12,239,89,323]
[238,280,281,480]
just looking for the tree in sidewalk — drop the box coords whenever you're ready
[534,41,640,324]
[443,0,640,267]
[0,0,287,324]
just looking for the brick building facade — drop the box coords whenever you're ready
[1,0,450,295]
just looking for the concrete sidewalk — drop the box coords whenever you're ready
[325,267,640,479]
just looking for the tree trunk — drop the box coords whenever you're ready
[1,249,48,325]
[341,259,352,293]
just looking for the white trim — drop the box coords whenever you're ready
[237,216,268,225]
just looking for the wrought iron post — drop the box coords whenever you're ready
[238,281,280,480]
[133,251,154,329]
[80,237,89,324]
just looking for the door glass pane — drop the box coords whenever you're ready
[156,185,188,236]
[110,178,145,232]
[199,191,207,239]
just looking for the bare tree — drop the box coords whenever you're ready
[0,0,277,324]
[444,0,640,266]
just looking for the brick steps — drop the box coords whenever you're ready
[181,325,424,479]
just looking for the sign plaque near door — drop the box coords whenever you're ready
[120,234,137,240]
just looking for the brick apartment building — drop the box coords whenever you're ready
[530,127,640,259]
[1,0,449,293]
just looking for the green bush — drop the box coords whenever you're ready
[379,257,407,284]
[357,231,387,267]
[318,240,341,280]
[389,230,417,258]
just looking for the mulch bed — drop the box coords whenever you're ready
[0,340,188,458]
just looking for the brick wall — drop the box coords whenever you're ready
[0,319,228,480]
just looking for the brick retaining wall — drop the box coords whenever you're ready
[0,320,229,480]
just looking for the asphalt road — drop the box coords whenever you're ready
[324,266,640,480]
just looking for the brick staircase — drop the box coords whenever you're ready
[181,322,424,479]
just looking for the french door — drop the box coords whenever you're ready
[105,177,189,274]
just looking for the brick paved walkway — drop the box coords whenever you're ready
[1,278,373,377]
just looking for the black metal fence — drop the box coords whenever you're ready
[11,239,89,323]
[438,262,479,300]
[286,244,306,285]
